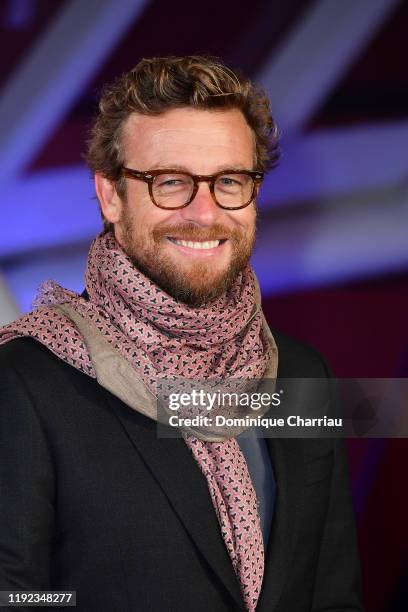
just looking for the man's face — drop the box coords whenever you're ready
[106,108,258,306]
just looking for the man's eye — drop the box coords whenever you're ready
[156,176,189,188]
[161,179,183,186]
[219,176,242,187]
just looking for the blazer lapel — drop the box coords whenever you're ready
[256,438,305,611]
[104,392,246,610]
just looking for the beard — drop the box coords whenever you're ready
[118,205,256,307]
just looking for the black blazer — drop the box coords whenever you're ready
[0,331,363,611]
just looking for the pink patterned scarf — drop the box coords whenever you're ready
[0,231,276,610]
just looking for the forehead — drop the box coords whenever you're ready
[121,107,255,170]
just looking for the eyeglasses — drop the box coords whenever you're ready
[120,167,264,210]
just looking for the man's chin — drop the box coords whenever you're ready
[132,255,239,306]
[161,264,235,306]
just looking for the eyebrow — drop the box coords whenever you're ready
[147,163,252,172]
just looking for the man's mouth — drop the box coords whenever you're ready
[167,237,227,250]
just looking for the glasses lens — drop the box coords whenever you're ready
[152,173,194,208]
[214,173,254,208]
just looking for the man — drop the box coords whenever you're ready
[0,56,363,611]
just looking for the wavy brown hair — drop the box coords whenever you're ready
[85,55,280,229]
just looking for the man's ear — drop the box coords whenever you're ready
[95,173,123,224]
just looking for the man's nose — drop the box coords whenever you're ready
[179,181,221,226]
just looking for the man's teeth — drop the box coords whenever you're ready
[172,239,220,249]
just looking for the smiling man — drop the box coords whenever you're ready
[97,107,258,305]
[0,56,363,611]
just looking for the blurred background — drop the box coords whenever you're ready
[0,0,407,609]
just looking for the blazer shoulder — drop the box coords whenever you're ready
[0,337,75,386]
[0,337,55,367]
[269,327,330,378]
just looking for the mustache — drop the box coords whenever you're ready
[153,223,240,242]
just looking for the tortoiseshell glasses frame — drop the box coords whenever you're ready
[120,167,264,210]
